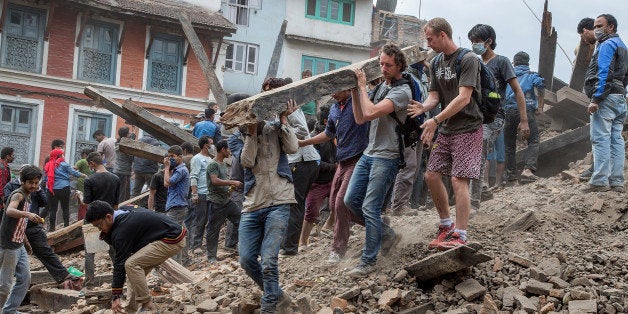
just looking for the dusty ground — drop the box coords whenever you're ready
[25,144,628,313]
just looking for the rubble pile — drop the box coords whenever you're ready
[26,155,627,314]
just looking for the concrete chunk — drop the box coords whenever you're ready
[525,279,553,295]
[197,299,219,312]
[549,276,570,288]
[378,288,402,307]
[508,252,534,268]
[568,300,597,313]
[514,295,537,313]
[502,286,524,308]
[455,278,486,301]
[297,294,313,314]
[530,267,549,282]
[336,286,360,300]
[405,242,491,281]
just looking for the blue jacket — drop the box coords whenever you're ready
[505,65,545,111]
[584,34,628,103]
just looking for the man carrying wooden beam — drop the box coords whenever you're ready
[343,43,410,278]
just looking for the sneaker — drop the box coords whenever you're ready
[277,292,292,312]
[347,264,375,278]
[579,168,593,181]
[581,184,611,193]
[480,189,493,201]
[611,185,625,193]
[428,223,455,249]
[327,251,342,264]
[437,232,467,250]
[380,230,401,256]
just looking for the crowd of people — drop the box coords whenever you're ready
[0,13,625,314]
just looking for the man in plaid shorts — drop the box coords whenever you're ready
[408,17,483,249]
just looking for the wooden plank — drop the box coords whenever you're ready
[516,124,590,164]
[118,137,168,164]
[544,87,590,124]
[178,12,227,109]
[154,258,196,284]
[83,86,138,125]
[121,99,198,147]
[538,0,557,91]
[84,87,197,147]
[221,44,429,127]
[265,19,288,80]
[569,39,595,92]
[47,220,84,247]
[404,243,491,282]
[543,90,557,107]
[119,190,150,206]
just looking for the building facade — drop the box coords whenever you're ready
[0,0,234,167]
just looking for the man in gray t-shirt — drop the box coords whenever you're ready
[344,43,410,278]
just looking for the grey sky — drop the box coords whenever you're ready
[392,0,628,83]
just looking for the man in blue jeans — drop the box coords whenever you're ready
[582,13,627,193]
[163,145,190,263]
[238,101,299,312]
[344,43,410,278]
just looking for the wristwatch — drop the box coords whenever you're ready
[432,116,440,125]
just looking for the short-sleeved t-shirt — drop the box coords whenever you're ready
[430,48,483,135]
[97,137,117,170]
[363,82,411,159]
[74,158,90,192]
[0,189,30,249]
[206,159,229,205]
[149,171,167,212]
[486,55,517,119]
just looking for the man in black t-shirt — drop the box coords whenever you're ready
[84,152,120,209]
[148,169,167,213]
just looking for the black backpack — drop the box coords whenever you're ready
[371,72,425,169]
[434,48,501,124]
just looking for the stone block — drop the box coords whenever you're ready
[549,276,570,289]
[378,288,402,307]
[570,290,593,300]
[538,257,562,277]
[502,286,524,308]
[455,278,486,301]
[571,277,594,286]
[525,279,553,295]
[337,286,361,300]
[508,253,534,268]
[197,299,219,312]
[530,267,548,282]
[514,295,537,313]
[568,300,597,313]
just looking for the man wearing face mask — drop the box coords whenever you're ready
[467,24,530,212]
[163,145,191,263]
[83,152,121,209]
[582,14,628,193]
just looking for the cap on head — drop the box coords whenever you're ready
[513,51,530,66]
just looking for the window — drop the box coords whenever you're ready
[0,103,36,165]
[147,34,184,95]
[0,4,46,73]
[78,20,118,84]
[225,42,258,74]
[305,0,354,25]
[301,55,350,75]
[224,0,261,27]
[71,112,111,164]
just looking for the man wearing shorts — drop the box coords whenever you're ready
[408,17,483,248]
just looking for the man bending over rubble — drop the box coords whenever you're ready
[85,200,186,313]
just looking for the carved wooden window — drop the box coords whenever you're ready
[147,34,183,95]
[71,112,111,164]
[0,103,35,165]
[0,4,46,73]
[78,20,118,84]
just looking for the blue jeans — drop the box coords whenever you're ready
[590,94,627,187]
[238,204,289,313]
[0,246,30,314]
[343,155,399,266]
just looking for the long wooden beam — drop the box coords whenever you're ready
[538,0,557,91]
[569,39,595,91]
[178,12,227,109]
[516,124,590,164]
[85,87,198,147]
[118,137,167,163]
[221,45,429,127]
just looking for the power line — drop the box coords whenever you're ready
[521,0,574,67]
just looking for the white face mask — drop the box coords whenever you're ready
[472,42,487,55]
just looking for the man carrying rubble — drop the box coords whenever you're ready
[85,200,185,313]
[408,17,483,249]
[582,14,627,193]
[343,43,409,277]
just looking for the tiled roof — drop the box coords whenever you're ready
[68,0,235,32]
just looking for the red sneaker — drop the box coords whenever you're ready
[437,232,467,250]
[428,223,455,249]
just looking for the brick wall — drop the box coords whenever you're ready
[46,7,78,78]
[184,43,212,99]
[119,20,147,90]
